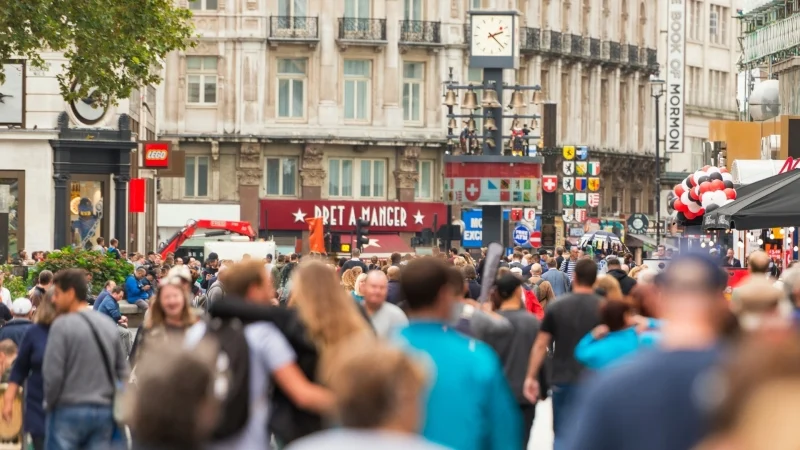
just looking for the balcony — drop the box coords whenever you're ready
[743,13,800,65]
[399,20,442,52]
[268,16,319,48]
[589,38,601,60]
[541,30,562,54]
[610,42,622,63]
[560,33,572,55]
[628,44,639,66]
[646,48,658,71]
[337,18,388,51]
[570,34,583,57]
[520,27,541,53]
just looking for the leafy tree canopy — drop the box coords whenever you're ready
[0,0,196,107]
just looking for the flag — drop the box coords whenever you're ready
[588,161,601,176]
[576,177,587,192]
[575,192,587,207]
[306,217,325,253]
[562,193,574,207]
[128,178,145,213]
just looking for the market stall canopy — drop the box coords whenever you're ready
[702,169,800,230]
[730,159,786,185]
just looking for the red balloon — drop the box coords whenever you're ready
[724,188,737,200]
[699,181,712,193]
[687,176,697,187]
[685,212,697,220]
[674,199,687,212]
[702,165,711,171]
[697,208,705,216]
[719,167,729,173]
[711,179,725,191]
[674,184,685,197]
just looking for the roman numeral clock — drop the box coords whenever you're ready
[468,11,519,69]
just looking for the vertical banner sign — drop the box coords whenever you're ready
[667,0,686,153]
[128,178,146,213]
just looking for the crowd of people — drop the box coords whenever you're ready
[0,240,798,450]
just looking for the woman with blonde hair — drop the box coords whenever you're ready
[208,260,372,447]
[3,288,58,450]
[341,268,357,294]
[352,273,367,303]
[628,264,648,280]
[594,274,625,303]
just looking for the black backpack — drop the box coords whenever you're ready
[202,317,251,440]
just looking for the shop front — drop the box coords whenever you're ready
[259,199,447,255]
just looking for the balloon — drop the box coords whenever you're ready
[689,188,699,201]
[719,167,729,173]
[721,172,734,182]
[681,191,691,206]
[684,212,697,220]
[708,172,723,181]
[696,175,710,185]
[701,191,714,207]
[723,180,734,189]
[707,166,721,174]
[699,181,712,194]
[687,201,702,214]
[711,190,727,205]
[693,171,707,185]
[686,176,697,187]
[702,165,711,171]
[705,203,719,213]
[674,184,685,197]
[724,188,737,200]
[674,199,688,212]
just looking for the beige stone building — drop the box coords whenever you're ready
[155,0,660,252]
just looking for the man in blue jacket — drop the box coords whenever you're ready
[124,267,151,310]
[0,298,33,347]
[97,286,133,356]
[92,281,117,311]
[394,258,522,450]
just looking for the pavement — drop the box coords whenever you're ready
[528,398,555,450]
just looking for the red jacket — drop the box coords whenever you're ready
[523,287,544,320]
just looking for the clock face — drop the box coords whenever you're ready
[69,82,108,125]
[471,15,514,57]
[0,63,24,125]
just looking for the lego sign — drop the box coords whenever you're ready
[142,141,171,168]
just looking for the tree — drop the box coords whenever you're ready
[0,0,195,107]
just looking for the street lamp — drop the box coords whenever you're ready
[650,76,666,247]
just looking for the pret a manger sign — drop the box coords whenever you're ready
[314,205,409,227]
[666,0,686,153]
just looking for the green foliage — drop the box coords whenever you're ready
[27,247,134,295]
[0,0,196,107]
[0,265,29,299]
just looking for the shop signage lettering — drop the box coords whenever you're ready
[666,0,686,154]
[142,141,171,168]
[314,205,408,228]
[779,157,800,174]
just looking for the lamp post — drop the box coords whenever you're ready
[650,76,666,247]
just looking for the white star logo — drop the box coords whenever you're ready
[413,210,425,225]
[292,208,307,223]
[366,238,380,248]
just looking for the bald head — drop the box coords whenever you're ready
[387,266,401,281]
[531,263,542,276]
[748,251,770,274]
[364,270,388,309]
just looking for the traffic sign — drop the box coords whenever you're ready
[513,225,531,246]
[529,231,542,248]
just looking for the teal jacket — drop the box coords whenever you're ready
[395,321,522,450]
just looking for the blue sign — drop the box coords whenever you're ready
[576,146,589,161]
[513,225,531,246]
[461,210,483,248]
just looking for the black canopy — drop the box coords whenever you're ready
[703,169,800,230]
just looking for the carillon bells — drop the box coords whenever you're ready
[484,117,498,131]
[508,90,526,110]
[465,118,476,132]
[447,118,457,129]
[531,89,545,104]
[462,90,479,110]
[481,89,502,108]
[443,89,458,106]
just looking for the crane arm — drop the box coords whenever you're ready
[159,219,256,259]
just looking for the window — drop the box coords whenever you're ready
[689,0,703,41]
[709,5,727,45]
[687,66,702,106]
[186,56,218,104]
[345,0,370,18]
[629,195,641,214]
[470,0,482,9]
[402,62,424,123]
[709,70,728,109]
[690,138,705,169]
[328,158,386,198]
[416,160,433,199]
[265,158,297,197]
[277,59,306,119]
[189,0,217,10]
[185,156,210,197]
[405,0,422,20]
[278,0,306,16]
[343,60,371,121]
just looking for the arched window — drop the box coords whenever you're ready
[638,2,646,47]
[620,0,628,43]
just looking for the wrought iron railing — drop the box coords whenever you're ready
[399,20,441,44]
[646,48,658,70]
[269,16,319,39]
[338,18,387,41]
[520,27,541,52]
[610,42,621,62]
[590,38,601,59]
[570,34,583,56]
[619,42,629,63]
[628,44,639,65]
[543,30,562,53]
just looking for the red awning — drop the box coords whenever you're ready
[351,234,413,258]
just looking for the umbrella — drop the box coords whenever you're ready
[579,231,628,254]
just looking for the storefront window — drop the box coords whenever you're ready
[70,180,105,250]
[0,176,21,262]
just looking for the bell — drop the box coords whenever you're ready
[481,89,502,108]
[532,90,545,104]
[443,89,458,107]
[484,117,498,131]
[510,118,520,129]
[465,118,476,132]
[531,118,539,129]
[508,90,526,110]
[486,138,496,149]
[447,118,457,129]
[462,90,479,110]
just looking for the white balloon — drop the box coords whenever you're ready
[711,190,727,205]
[693,170,706,185]
[707,166,721,174]
[701,192,714,208]
[721,172,734,182]
[687,201,702,213]
[681,191,691,206]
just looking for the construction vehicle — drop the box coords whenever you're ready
[158,219,256,260]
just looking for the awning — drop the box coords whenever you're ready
[731,159,786,185]
[351,234,413,258]
[624,234,678,250]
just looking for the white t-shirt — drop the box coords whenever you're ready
[369,302,409,339]
[184,321,296,450]
[0,287,10,308]
[287,429,451,450]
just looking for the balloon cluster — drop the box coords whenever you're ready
[667,165,737,222]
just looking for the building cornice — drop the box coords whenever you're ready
[158,133,446,148]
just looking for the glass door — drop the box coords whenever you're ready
[68,175,110,251]
[278,0,308,30]
[345,0,371,33]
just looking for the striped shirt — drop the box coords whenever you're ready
[560,258,577,281]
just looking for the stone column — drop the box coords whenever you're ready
[394,146,420,243]
[300,144,326,200]
[237,142,262,229]
[53,173,70,250]
[113,174,130,251]
[317,0,338,125]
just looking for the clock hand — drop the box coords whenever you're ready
[491,35,505,48]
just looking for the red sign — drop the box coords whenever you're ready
[259,200,447,232]
[142,141,170,168]
[724,268,749,301]
[542,175,558,193]
[779,157,800,174]
[530,231,542,248]
[129,178,145,213]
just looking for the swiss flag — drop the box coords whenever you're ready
[465,179,482,202]
[542,175,558,193]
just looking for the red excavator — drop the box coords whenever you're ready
[158,219,256,259]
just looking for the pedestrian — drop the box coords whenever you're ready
[43,269,129,449]
[0,339,17,382]
[523,258,601,448]
[125,267,152,311]
[386,266,403,305]
[0,298,34,347]
[362,271,407,339]
[396,258,522,450]
[559,247,580,281]
[563,253,729,450]
[605,257,637,296]
[287,338,448,450]
[462,265,481,301]
[352,273,367,303]
[96,286,134,356]
[200,252,219,290]
[340,249,368,275]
